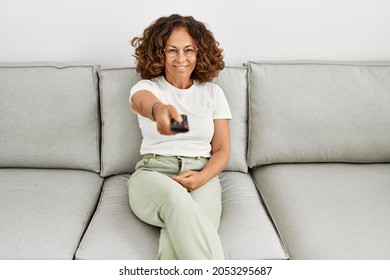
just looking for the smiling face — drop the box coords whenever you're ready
[164,27,197,89]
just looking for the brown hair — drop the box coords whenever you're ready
[131,14,224,83]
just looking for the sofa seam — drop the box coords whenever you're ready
[93,65,102,174]
[97,69,106,177]
[246,64,254,168]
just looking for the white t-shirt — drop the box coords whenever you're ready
[129,76,232,157]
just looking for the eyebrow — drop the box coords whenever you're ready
[166,45,195,48]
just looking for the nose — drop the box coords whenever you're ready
[175,50,187,62]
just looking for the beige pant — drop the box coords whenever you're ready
[127,154,224,260]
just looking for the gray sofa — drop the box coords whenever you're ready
[1,61,389,260]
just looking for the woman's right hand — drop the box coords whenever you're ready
[153,103,183,135]
[131,90,182,135]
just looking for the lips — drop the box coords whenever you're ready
[175,65,188,69]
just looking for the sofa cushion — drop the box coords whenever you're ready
[76,172,287,260]
[99,66,248,177]
[0,169,103,259]
[0,62,101,172]
[213,66,248,173]
[218,172,287,259]
[247,61,390,167]
[75,174,160,260]
[98,68,143,177]
[252,163,390,259]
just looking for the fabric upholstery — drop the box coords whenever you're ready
[213,66,249,173]
[252,163,390,259]
[75,174,160,260]
[0,62,101,172]
[247,61,390,167]
[76,172,287,260]
[0,169,103,259]
[98,68,143,177]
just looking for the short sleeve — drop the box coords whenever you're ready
[213,85,233,120]
[129,79,158,110]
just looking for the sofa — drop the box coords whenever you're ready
[0,61,389,260]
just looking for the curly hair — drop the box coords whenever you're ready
[131,14,224,83]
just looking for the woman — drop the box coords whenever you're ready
[128,14,231,260]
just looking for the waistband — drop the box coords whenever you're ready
[142,154,208,160]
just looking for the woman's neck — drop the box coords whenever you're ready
[164,75,193,89]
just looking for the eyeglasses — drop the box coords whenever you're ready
[163,45,198,58]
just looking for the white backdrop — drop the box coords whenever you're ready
[1,0,390,67]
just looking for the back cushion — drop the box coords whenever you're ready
[213,66,248,173]
[248,61,390,167]
[99,68,143,177]
[0,62,100,172]
[99,66,248,177]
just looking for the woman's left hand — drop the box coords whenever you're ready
[172,171,205,192]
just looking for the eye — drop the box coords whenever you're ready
[166,47,178,55]
[184,47,196,55]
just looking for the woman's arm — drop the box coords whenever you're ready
[131,90,182,135]
[172,119,231,192]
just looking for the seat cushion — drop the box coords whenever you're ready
[0,62,100,172]
[75,174,160,260]
[0,169,103,259]
[252,163,390,259]
[218,172,287,259]
[76,172,287,260]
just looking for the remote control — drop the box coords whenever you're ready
[171,114,189,133]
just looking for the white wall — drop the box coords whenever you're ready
[1,0,390,68]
